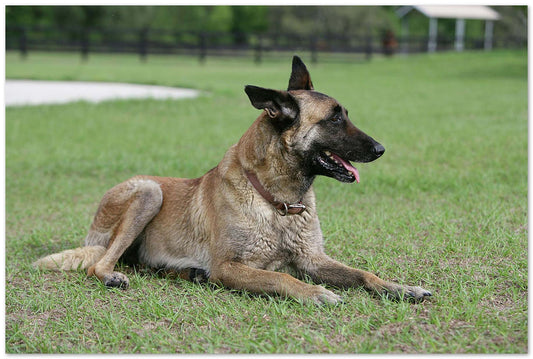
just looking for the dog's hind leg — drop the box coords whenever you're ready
[86,177,163,288]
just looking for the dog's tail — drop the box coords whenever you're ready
[32,246,106,271]
[33,229,112,271]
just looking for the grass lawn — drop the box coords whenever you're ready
[5,50,527,353]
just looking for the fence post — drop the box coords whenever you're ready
[139,28,148,62]
[254,34,263,64]
[310,35,318,64]
[365,31,373,60]
[19,26,27,59]
[199,32,207,64]
[81,28,89,62]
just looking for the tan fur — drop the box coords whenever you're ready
[33,57,431,304]
[33,246,106,271]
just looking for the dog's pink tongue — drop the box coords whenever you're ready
[331,153,360,183]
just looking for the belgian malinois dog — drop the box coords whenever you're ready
[34,56,431,304]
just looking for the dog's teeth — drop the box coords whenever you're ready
[325,151,331,156]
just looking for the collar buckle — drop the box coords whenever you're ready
[277,202,306,216]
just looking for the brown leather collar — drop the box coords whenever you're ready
[245,170,306,216]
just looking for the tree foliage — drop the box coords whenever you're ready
[6,5,527,42]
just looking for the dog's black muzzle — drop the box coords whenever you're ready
[354,136,385,163]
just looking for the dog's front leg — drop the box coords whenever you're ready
[296,254,432,302]
[209,261,342,305]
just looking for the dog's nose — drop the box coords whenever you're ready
[373,144,385,157]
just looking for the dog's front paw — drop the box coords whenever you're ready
[306,285,343,306]
[103,272,130,289]
[401,285,432,301]
[384,283,432,302]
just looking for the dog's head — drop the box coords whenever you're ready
[245,56,384,184]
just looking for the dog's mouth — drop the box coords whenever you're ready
[317,150,360,183]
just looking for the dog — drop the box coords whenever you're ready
[33,56,431,304]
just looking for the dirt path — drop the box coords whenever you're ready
[5,79,200,107]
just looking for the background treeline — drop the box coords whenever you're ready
[6,5,527,42]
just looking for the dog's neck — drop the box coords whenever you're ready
[237,114,315,204]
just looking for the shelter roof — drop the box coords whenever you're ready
[397,5,501,21]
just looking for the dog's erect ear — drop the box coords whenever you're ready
[288,56,314,91]
[245,85,299,128]
[245,85,298,119]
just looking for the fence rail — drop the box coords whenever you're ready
[6,25,527,63]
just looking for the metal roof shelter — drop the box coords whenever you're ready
[397,5,501,52]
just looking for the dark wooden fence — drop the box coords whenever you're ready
[6,25,527,63]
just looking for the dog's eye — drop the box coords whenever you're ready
[330,115,342,123]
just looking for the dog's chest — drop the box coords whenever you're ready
[238,210,321,271]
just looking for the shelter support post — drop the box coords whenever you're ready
[428,17,438,52]
[401,16,409,54]
[484,20,494,51]
[455,18,465,51]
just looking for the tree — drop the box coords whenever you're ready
[231,6,269,44]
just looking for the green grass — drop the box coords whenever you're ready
[6,50,527,353]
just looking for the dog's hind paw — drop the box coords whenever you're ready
[103,272,130,289]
